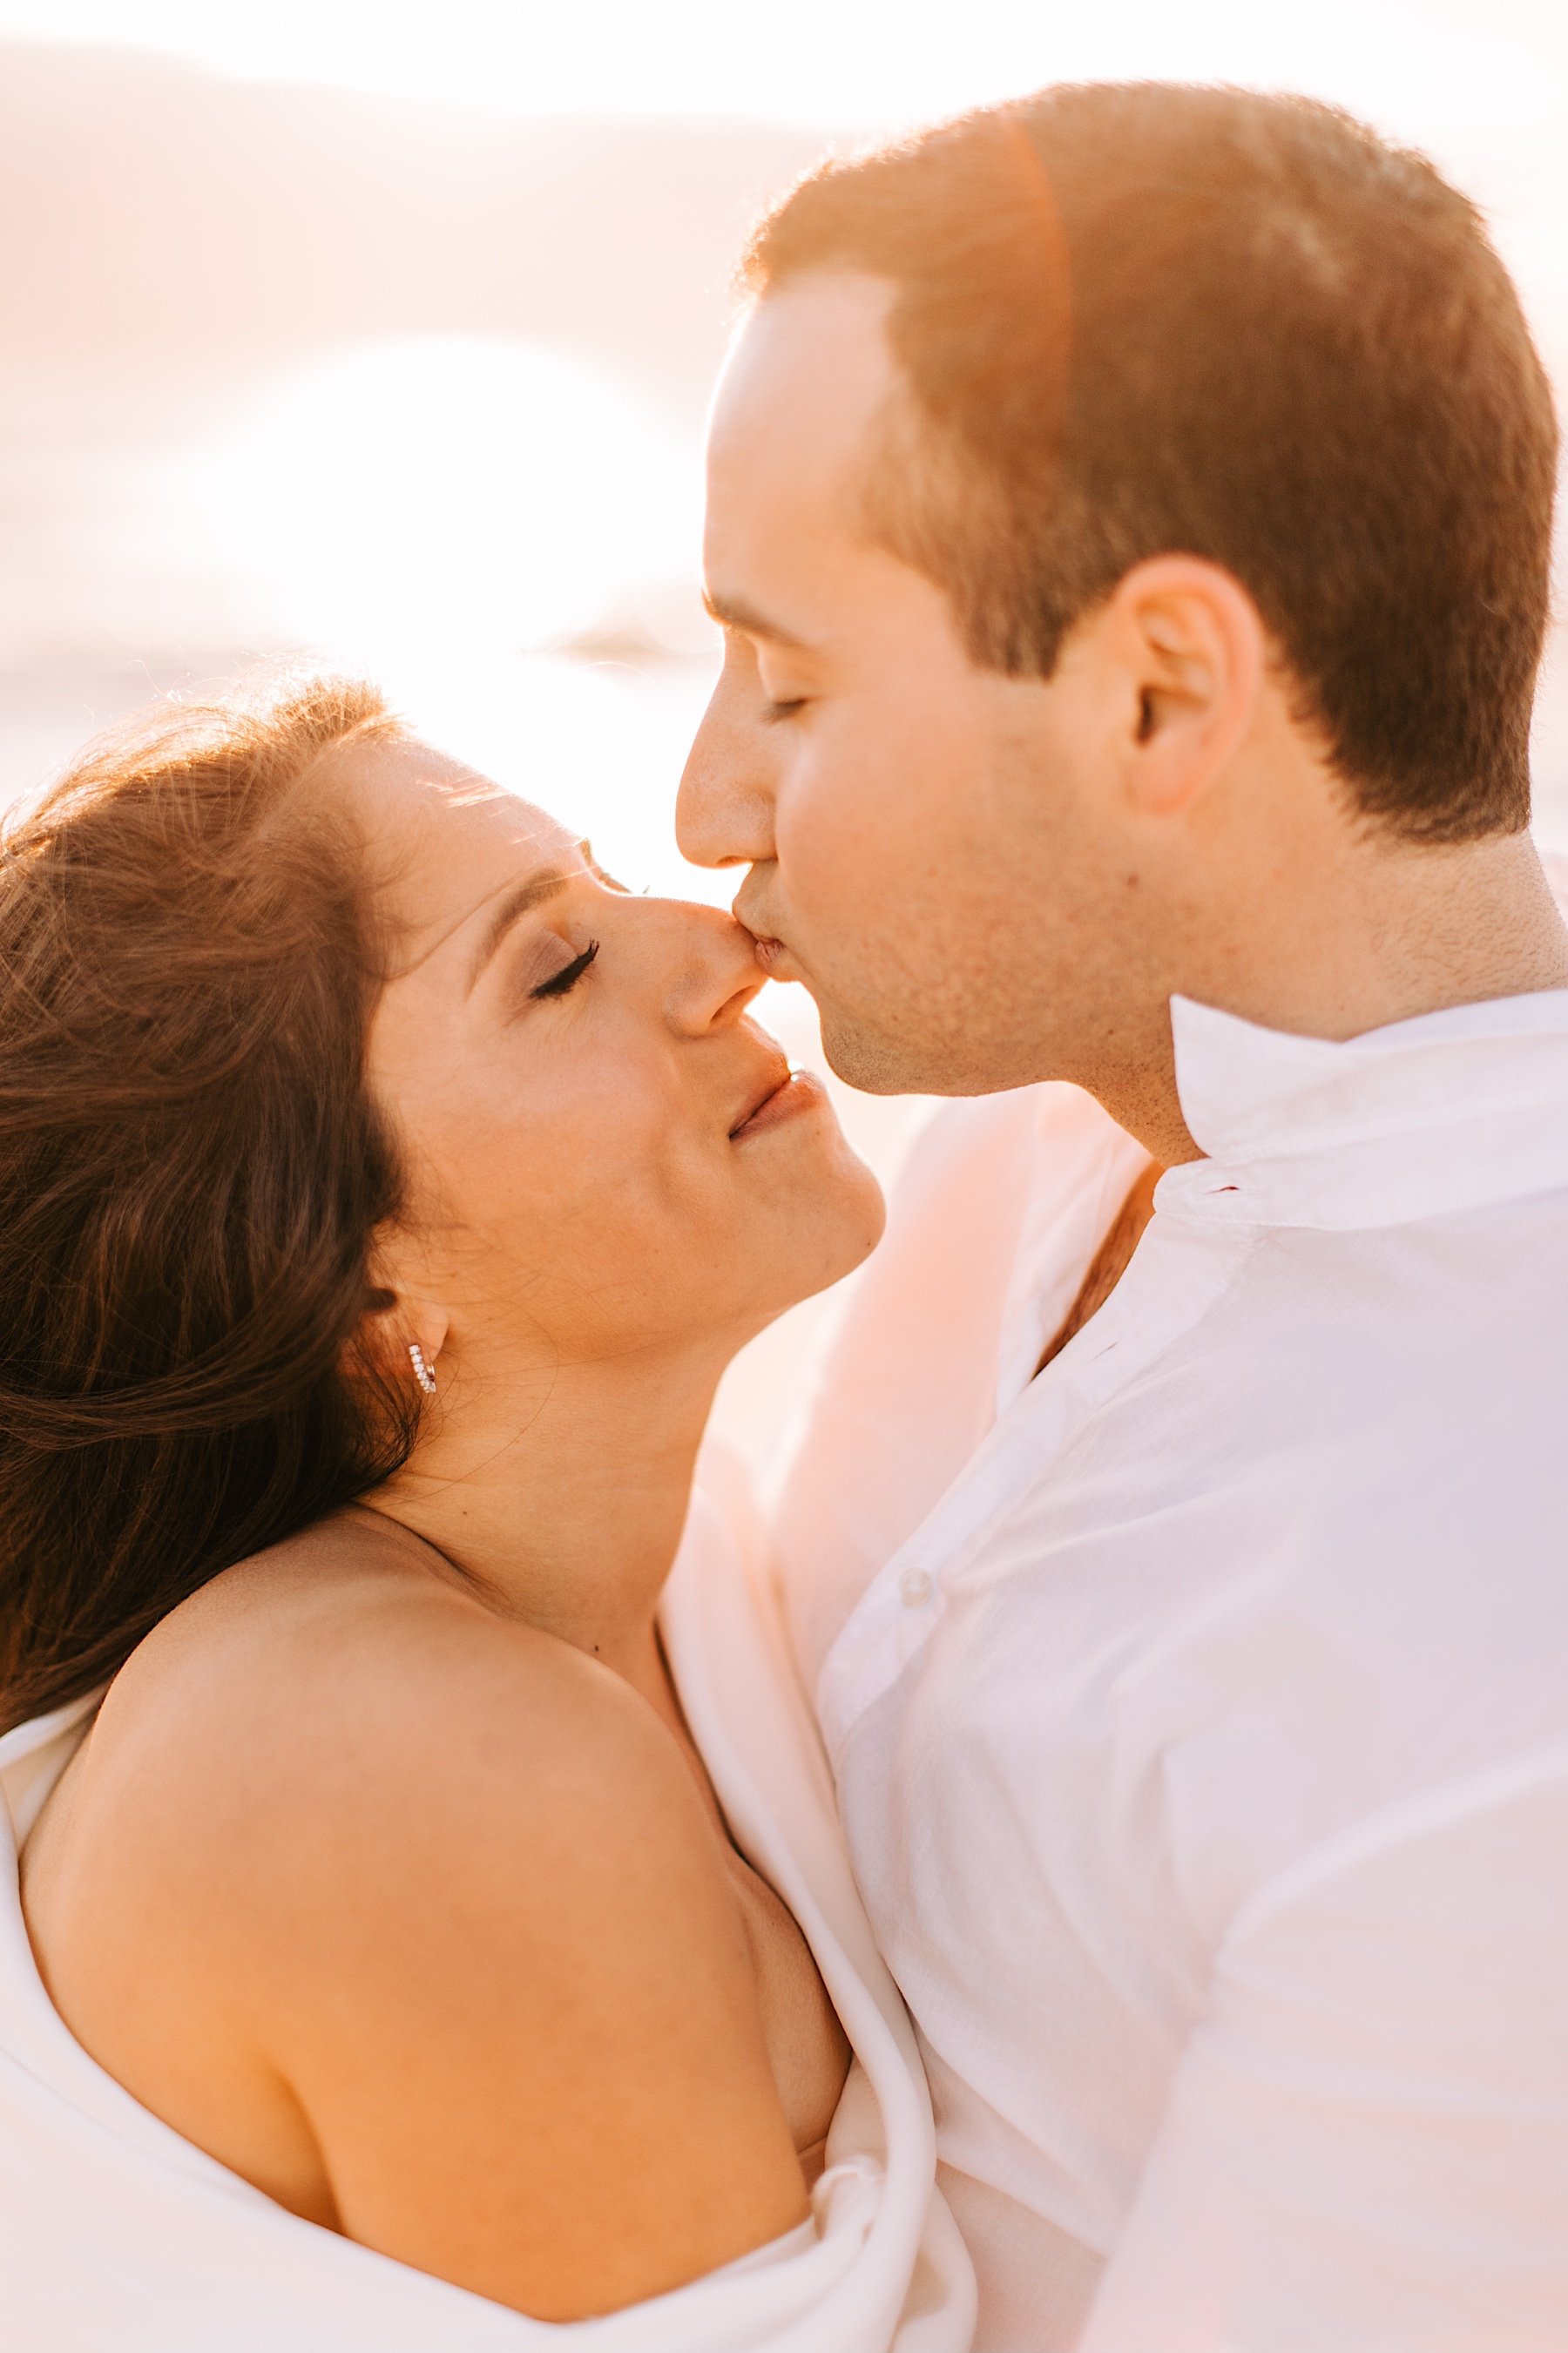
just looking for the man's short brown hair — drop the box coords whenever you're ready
[745,85,1558,842]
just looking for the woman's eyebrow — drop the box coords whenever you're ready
[464,867,574,994]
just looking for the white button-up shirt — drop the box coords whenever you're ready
[774,991,1568,2353]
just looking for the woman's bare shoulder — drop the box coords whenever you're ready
[40,1511,809,2316]
[88,1510,692,1877]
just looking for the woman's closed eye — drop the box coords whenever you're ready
[530,939,599,1000]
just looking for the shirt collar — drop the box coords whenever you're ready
[1160,989,1568,1230]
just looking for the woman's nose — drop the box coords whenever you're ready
[657,900,766,1036]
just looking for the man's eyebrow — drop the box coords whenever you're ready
[464,866,573,994]
[701,586,809,649]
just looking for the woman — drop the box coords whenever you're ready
[0,676,973,2349]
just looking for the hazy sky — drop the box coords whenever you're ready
[0,0,1563,149]
[2,3,1564,855]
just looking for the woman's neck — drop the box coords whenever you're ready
[359,1342,726,1707]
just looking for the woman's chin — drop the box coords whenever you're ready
[837,1154,889,1265]
[764,1153,888,1319]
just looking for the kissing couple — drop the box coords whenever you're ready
[5,80,1568,2353]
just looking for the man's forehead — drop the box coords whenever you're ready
[709,272,901,495]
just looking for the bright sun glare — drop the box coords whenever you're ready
[175,336,704,666]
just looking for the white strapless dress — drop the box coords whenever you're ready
[0,1473,975,2352]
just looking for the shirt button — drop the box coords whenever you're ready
[898,1565,935,1608]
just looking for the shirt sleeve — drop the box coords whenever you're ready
[1078,1750,1568,2353]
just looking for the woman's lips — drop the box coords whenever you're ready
[729,1066,824,1140]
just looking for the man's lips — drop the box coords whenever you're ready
[732,889,797,981]
[748,932,801,982]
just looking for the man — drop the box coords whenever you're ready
[678,85,1568,2351]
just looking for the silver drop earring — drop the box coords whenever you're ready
[408,1340,438,1396]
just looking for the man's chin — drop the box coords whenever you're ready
[817,1004,953,1098]
[816,1000,1034,1099]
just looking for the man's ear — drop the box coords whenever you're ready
[1098,556,1267,817]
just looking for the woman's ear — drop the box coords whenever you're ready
[348,1240,450,1393]
[1101,555,1267,817]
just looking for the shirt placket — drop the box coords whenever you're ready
[814,1208,1251,1774]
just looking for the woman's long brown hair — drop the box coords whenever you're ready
[0,673,420,1731]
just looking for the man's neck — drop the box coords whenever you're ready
[1220,828,1568,1038]
[1036,1159,1163,1376]
[1087,829,1568,1168]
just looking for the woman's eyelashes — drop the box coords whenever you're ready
[529,939,600,1000]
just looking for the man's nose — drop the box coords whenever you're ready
[676,658,779,873]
